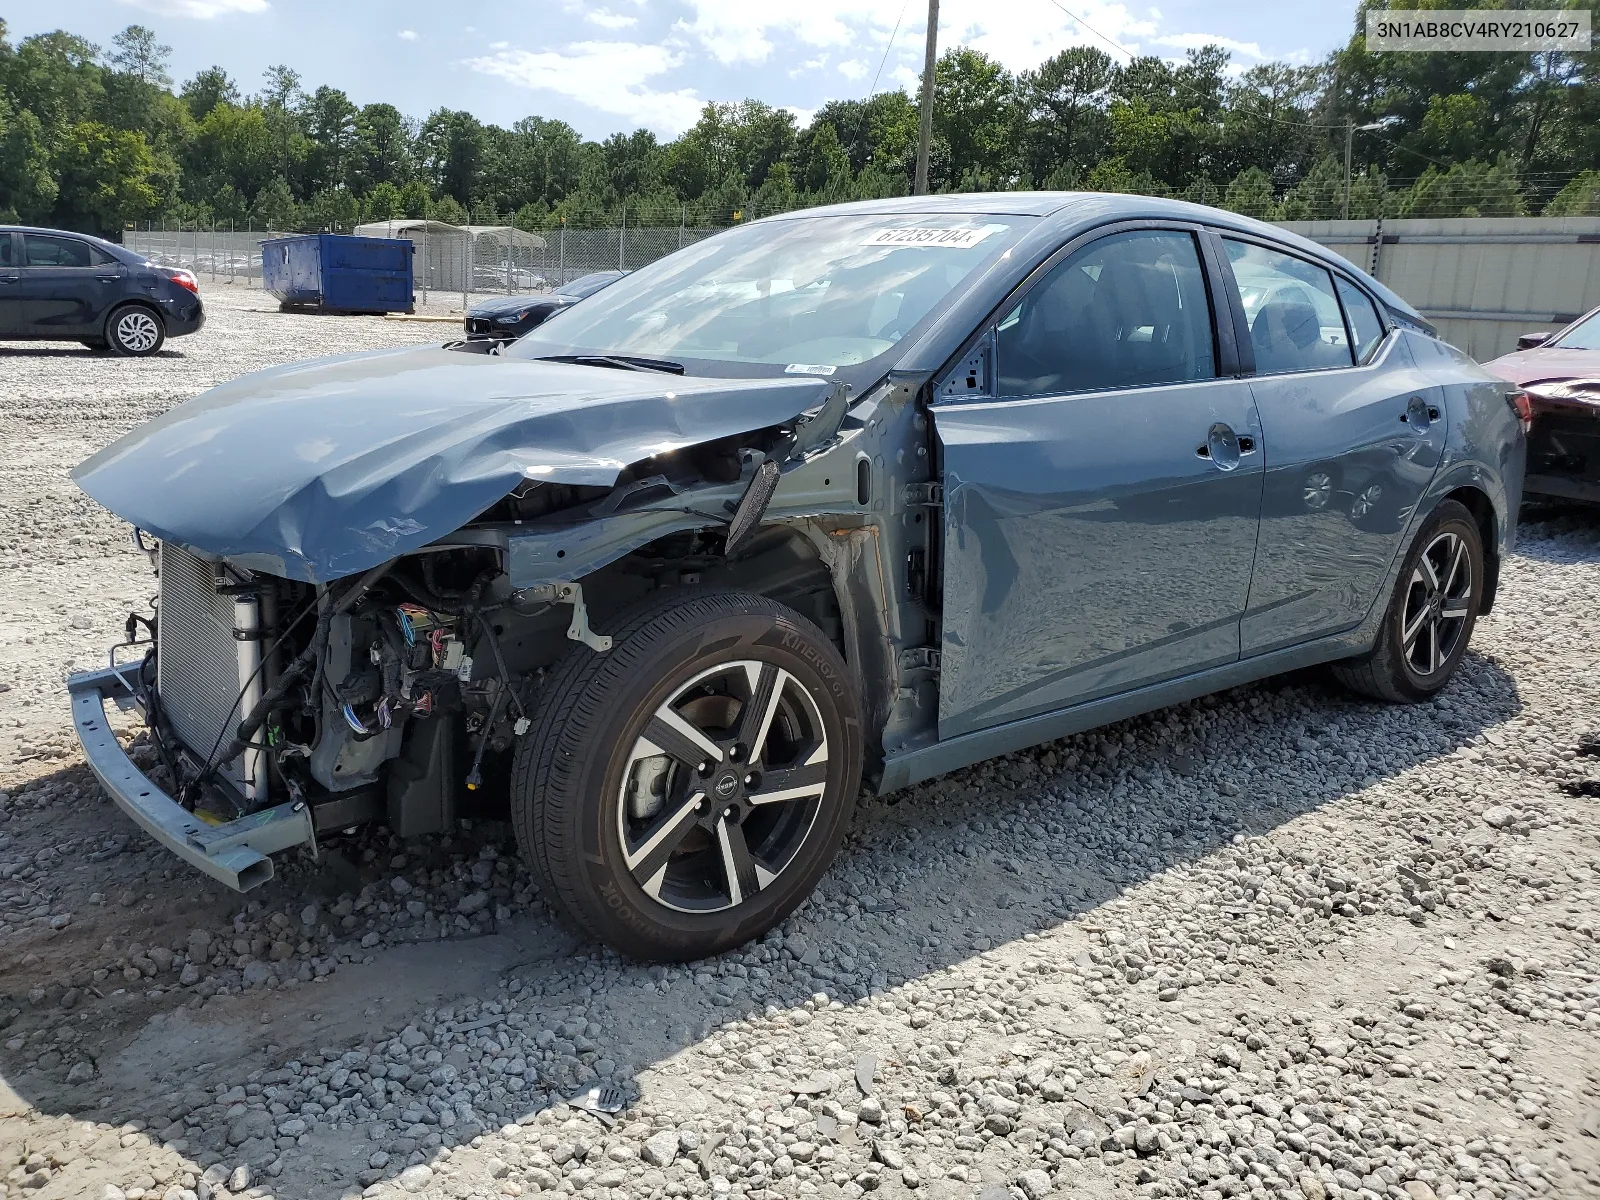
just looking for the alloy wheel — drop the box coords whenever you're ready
[1401,530,1472,676]
[615,660,829,914]
[115,310,161,353]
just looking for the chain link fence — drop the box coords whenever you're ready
[125,226,294,284]
[124,223,720,303]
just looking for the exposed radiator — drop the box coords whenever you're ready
[156,543,265,800]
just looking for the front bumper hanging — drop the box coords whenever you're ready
[67,664,316,892]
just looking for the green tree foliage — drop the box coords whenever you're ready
[932,48,1020,190]
[109,25,171,87]
[1,8,1598,240]
[180,66,239,121]
[1223,165,1278,219]
[0,96,57,221]
[1543,169,1600,216]
[1400,158,1526,218]
[53,120,162,229]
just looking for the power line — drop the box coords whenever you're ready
[1035,0,1347,133]
[868,0,913,98]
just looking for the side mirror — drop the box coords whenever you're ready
[1516,331,1552,350]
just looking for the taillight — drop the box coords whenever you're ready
[1507,390,1533,433]
[164,268,199,294]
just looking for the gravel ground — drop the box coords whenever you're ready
[1,284,1597,1200]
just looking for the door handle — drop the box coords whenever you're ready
[1400,396,1441,425]
[1198,423,1245,470]
[96,274,122,282]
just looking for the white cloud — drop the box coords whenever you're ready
[398,29,418,41]
[837,58,867,80]
[1151,31,1264,59]
[115,0,267,16]
[668,0,1168,78]
[490,40,509,49]
[673,0,867,65]
[466,42,706,136]
[586,8,638,29]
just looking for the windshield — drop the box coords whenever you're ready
[508,213,1032,376]
[1553,309,1600,350]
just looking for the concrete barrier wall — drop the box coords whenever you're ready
[1278,217,1600,361]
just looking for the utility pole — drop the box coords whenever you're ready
[1345,119,1388,220]
[914,0,939,195]
[1343,120,1354,221]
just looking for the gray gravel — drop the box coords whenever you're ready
[1,286,1598,1200]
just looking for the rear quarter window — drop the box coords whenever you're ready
[1334,277,1386,364]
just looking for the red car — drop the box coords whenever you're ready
[1484,305,1600,504]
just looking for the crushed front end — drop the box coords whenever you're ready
[69,532,555,891]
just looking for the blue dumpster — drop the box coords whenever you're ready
[260,233,414,314]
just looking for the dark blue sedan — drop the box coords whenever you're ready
[0,226,205,355]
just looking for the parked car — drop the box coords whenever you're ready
[67,194,1525,961]
[1483,305,1600,504]
[464,270,625,343]
[0,226,204,355]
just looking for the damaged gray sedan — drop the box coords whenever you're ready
[68,194,1524,960]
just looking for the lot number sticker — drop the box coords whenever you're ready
[865,226,998,249]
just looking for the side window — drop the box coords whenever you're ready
[0,236,13,268]
[1334,276,1386,364]
[21,234,94,268]
[997,229,1216,397]
[1223,239,1354,375]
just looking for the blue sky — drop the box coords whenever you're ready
[12,0,1359,138]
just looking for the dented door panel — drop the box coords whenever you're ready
[936,378,1265,740]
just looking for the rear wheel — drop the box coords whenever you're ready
[105,305,164,356]
[1332,499,1483,702]
[511,589,862,961]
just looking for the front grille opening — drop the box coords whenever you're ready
[156,543,249,795]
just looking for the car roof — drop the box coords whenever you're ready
[756,192,1425,324]
[0,225,114,241]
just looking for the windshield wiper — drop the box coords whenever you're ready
[536,354,685,375]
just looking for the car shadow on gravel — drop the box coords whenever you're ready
[0,649,1523,1198]
[0,346,187,358]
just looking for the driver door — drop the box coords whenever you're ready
[934,226,1266,739]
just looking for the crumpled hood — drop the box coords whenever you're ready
[72,345,830,582]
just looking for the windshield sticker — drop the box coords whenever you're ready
[865,226,998,249]
[785,363,837,376]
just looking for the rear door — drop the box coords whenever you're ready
[1216,234,1447,654]
[16,233,125,336]
[0,233,20,334]
[935,224,1265,739]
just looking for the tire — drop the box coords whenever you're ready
[105,304,165,356]
[512,588,862,961]
[1332,499,1484,703]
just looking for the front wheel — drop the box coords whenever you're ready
[511,589,863,961]
[1332,499,1484,702]
[106,305,165,356]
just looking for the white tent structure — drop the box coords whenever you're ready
[353,219,548,297]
